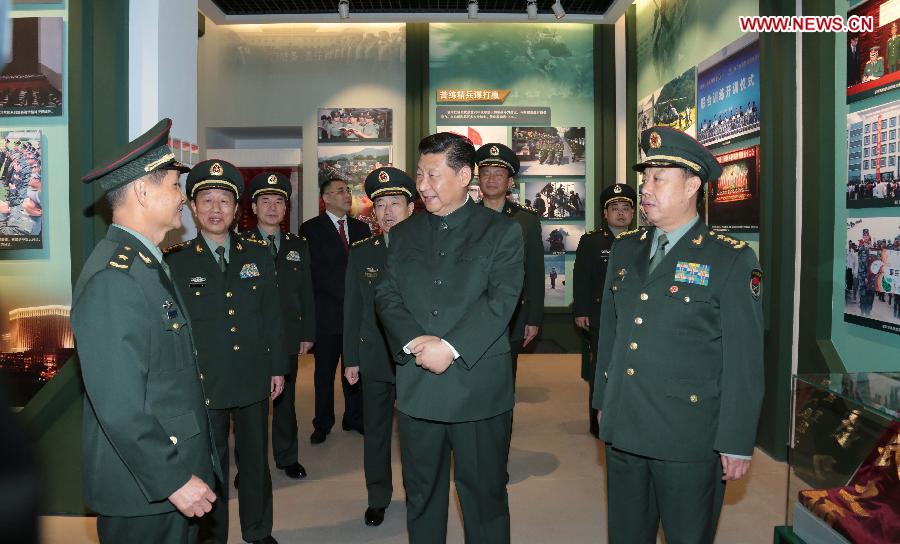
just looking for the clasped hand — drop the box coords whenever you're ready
[408,335,454,374]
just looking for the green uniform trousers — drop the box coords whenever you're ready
[97,511,198,544]
[203,399,273,543]
[362,378,395,509]
[605,446,726,544]
[271,354,300,467]
[398,410,512,544]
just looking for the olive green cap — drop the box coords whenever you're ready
[633,126,722,184]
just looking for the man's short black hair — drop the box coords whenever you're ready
[418,132,476,174]
[105,168,168,211]
[320,177,346,197]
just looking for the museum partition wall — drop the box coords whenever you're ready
[4,0,896,516]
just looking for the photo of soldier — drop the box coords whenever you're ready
[0,18,63,117]
[846,101,900,209]
[511,126,585,176]
[848,1,900,102]
[844,217,900,335]
[651,67,696,136]
[317,108,392,143]
[0,129,42,250]
[523,180,586,220]
[543,254,566,306]
[540,223,585,253]
[317,146,391,232]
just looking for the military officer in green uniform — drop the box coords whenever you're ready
[863,45,885,82]
[73,118,219,543]
[475,142,544,381]
[342,167,417,528]
[375,133,524,543]
[573,182,635,437]
[165,159,287,544]
[888,23,900,73]
[593,126,764,543]
[241,172,315,482]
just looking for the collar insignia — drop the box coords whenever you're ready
[138,252,152,264]
[640,230,648,241]
[692,234,703,246]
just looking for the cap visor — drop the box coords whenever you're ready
[163,160,191,174]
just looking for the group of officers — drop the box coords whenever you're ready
[73,119,764,544]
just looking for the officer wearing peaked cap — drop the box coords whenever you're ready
[165,159,287,544]
[593,126,764,543]
[72,118,219,543]
[240,172,316,482]
[573,182,636,437]
[475,143,544,383]
[343,166,417,528]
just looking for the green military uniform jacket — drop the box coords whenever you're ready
[241,229,316,355]
[572,226,614,380]
[344,233,394,383]
[864,57,885,80]
[375,199,524,422]
[479,199,544,340]
[591,221,764,462]
[72,226,219,517]
[165,233,288,409]
[889,37,900,71]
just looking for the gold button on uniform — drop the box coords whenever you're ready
[689,394,699,404]
[684,296,691,303]
[172,322,180,330]
[640,293,649,301]
[226,291,233,298]
[626,368,635,376]
[612,286,618,292]
[634,317,643,325]
[233,345,240,351]
[205,399,210,406]
[228,309,235,316]
[199,373,204,380]
[629,342,638,351]
[230,326,237,333]
[169,436,178,445]
[195,291,200,296]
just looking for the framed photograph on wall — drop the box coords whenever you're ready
[846,100,900,208]
[0,129,42,252]
[544,254,566,307]
[844,216,900,335]
[708,145,760,233]
[0,17,63,117]
[512,127,585,176]
[847,0,900,103]
[522,179,586,220]
[436,125,507,149]
[697,39,760,148]
[541,223,585,254]
[318,108,392,143]
[317,146,391,231]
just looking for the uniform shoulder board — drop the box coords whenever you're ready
[106,242,137,271]
[241,235,268,247]
[352,236,373,248]
[708,230,748,251]
[162,240,190,255]
[616,227,643,240]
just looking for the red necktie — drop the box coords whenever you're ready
[338,218,349,253]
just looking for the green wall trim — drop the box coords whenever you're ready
[625,5,637,189]
[405,23,429,175]
[593,24,616,224]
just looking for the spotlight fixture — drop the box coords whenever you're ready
[526,0,538,20]
[552,0,566,19]
[468,0,479,19]
[338,0,349,19]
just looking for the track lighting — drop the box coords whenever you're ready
[338,0,349,19]
[552,0,566,19]
[468,0,479,19]
[526,0,538,19]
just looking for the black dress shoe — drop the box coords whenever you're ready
[342,421,365,435]
[365,506,386,526]
[250,537,278,544]
[310,429,328,444]
[277,462,307,479]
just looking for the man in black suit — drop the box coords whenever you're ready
[848,33,860,87]
[299,177,371,444]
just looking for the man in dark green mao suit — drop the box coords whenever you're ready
[241,172,316,481]
[375,133,524,544]
[343,166,417,528]
[165,159,287,544]
[73,118,219,544]
[475,143,544,383]
[573,182,636,437]
[592,127,764,544]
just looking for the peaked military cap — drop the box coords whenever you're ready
[186,159,243,200]
[249,171,291,201]
[633,126,722,184]
[81,118,189,193]
[476,143,520,176]
[600,183,637,209]
[365,167,417,202]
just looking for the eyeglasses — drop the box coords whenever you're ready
[324,187,352,195]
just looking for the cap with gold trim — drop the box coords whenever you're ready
[600,183,636,209]
[185,159,244,200]
[633,126,722,184]
[80,118,189,193]
[248,171,291,201]
[364,167,417,202]
[475,142,520,176]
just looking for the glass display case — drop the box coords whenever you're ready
[781,372,899,544]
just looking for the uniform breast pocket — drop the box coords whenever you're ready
[664,378,720,406]
[187,289,217,321]
[663,287,718,333]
